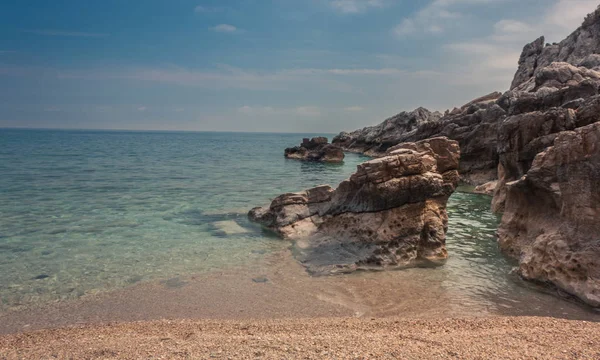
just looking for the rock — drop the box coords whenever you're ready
[333,98,505,185]
[473,181,497,196]
[510,36,546,90]
[498,122,600,307]
[510,6,600,90]
[284,137,344,162]
[332,107,443,156]
[250,137,460,272]
[211,221,251,236]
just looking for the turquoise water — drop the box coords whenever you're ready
[0,129,598,319]
[0,129,369,309]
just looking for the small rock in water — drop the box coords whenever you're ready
[252,277,269,283]
[251,249,267,255]
[33,274,50,280]
[211,220,251,236]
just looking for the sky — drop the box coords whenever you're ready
[0,0,598,133]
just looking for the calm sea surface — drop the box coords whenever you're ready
[0,129,598,319]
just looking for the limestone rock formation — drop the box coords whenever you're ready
[473,181,497,196]
[498,122,600,307]
[492,67,600,212]
[332,107,443,157]
[284,137,344,163]
[333,93,505,185]
[511,8,600,90]
[250,137,460,273]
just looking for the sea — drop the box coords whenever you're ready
[0,129,598,320]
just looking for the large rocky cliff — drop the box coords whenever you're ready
[329,5,600,307]
[332,7,600,188]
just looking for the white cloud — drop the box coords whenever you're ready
[295,106,321,116]
[210,24,238,33]
[288,67,406,75]
[392,0,504,38]
[543,0,599,41]
[55,65,418,93]
[137,106,147,111]
[237,105,321,117]
[394,19,416,36]
[329,0,385,14]
[345,106,364,112]
[237,105,276,115]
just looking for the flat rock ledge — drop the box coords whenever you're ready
[250,137,460,273]
[284,137,344,163]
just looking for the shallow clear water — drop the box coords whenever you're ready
[0,129,597,319]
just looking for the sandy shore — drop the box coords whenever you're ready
[1,316,599,359]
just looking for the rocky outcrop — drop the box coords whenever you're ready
[332,108,443,157]
[473,181,497,196]
[498,122,600,307]
[250,137,460,273]
[492,66,600,212]
[333,93,504,185]
[284,137,344,162]
[511,7,600,90]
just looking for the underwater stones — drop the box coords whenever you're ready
[498,122,600,307]
[249,137,460,272]
[211,221,251,236]
[284,137,345,163]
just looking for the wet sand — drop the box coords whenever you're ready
[1,317,600,359]
[2,250,599,336]
[1,250,600,358]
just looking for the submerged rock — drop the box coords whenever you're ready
[284,137,344,163]
[498,122,600,307]
[250,137,460,272]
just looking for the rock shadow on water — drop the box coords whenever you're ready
[292,235,447,276]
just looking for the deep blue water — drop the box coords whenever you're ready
[0,129,598,320]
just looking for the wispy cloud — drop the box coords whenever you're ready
[345,106,364,112]
[137,106,147,111]
[329,0,386,14]
[237,105,321,117]
[441,0,599,89]
[295,106,321,116]
[210,24,238,33]
[55,65,421,93]
[23,29,109,38]
[194,5,224,13]
[393,0,492,37]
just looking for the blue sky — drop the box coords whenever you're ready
[0,0,597,132]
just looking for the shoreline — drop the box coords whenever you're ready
[2,316,599,359]
[2,249,599,337]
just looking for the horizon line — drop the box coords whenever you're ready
[0,126,339,135]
